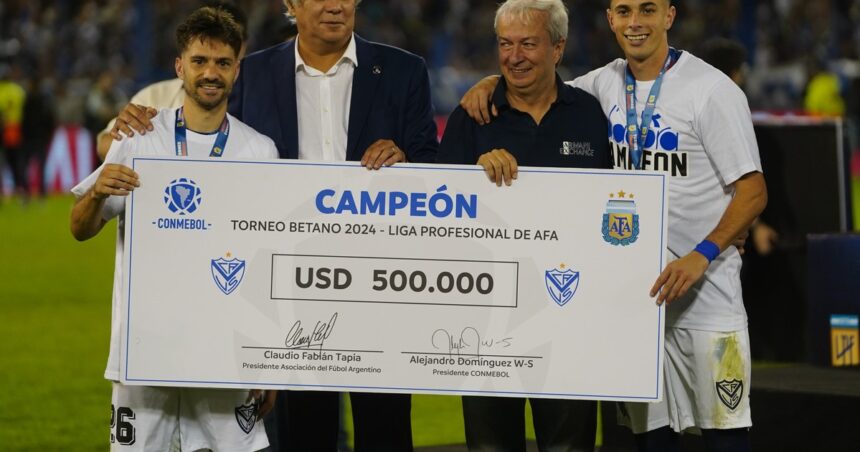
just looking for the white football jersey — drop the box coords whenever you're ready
[570,52,762,331]
[72,108,278,380]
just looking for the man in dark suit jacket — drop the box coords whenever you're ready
[229,4,437,168]
[228,1,437,450]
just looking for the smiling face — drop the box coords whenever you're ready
[496,9,565,97]
[175,37,239,111]
[288,0,356,50]
[607,0,675,66]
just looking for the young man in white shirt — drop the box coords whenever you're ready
[459,1,767,450]
[70,8,278,451]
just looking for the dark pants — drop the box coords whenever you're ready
[462,396,596,451]
[4,146,28,195]
[23,139,50,196]
[634,426,751,452]
[274,391,412,451]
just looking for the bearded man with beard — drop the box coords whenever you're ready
[70,8,279,451]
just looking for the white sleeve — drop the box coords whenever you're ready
[695,78,762,187]
[244,128,278,159]
[261,136,278,159]
[70,139,132,220]
[566,67,603,98]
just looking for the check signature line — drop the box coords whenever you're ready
[400,351,543,359]
[242,346,384,353]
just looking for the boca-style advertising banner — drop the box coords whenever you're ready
[121,157,667,402]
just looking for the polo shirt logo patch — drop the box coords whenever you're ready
[560,141,594,157]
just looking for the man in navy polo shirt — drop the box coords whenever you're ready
[438,0,610,185]
[437,0,610,449]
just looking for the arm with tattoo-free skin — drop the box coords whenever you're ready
[651,171,766,305]
[460,75,502,125]
[70,164,139,241]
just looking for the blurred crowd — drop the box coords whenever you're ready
[1,0,860,197]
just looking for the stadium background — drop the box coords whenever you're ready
[1,0,859,450]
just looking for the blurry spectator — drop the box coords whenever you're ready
[55,78,88,126]
[0,64,27,198]
[699,37,748,87]
[21,75,56,197]
[84,71,126,140]
[804,59,847,116]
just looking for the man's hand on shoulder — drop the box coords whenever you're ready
[460,75,501,125]
[477,149,518,187]
[650,252,709,305]
[111,103,158,140]
[97,103,158,161]
[360,139,406,170]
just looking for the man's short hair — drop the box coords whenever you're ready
[495,0,569,45]
[176,6,243,57]
[201,0,248,40]
[607,0,672,6]
[282,0,363,24]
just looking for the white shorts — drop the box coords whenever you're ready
[109,383,269,451]
[619,327,752,434]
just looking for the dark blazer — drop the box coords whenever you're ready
[229,34,438,163]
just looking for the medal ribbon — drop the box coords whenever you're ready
[174,107,230,157]
[625,48,681,169]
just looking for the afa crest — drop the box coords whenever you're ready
[211,253,246,295]
[602,190,639,246]
[545,265,580,307]
[164,178,202,215]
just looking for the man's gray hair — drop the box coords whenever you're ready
[494,0,569,44]
[283,0,363,24]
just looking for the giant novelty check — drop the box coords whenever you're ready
[121,158,667,402]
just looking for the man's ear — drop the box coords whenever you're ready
[666,5,677,30]
[554,38,567,67]
[175,57,183,79]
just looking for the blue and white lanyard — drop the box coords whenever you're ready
[625,48,681,169]
[174,107,230,157]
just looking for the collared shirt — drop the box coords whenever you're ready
[438,75,611,169]
[295,34,358,161]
